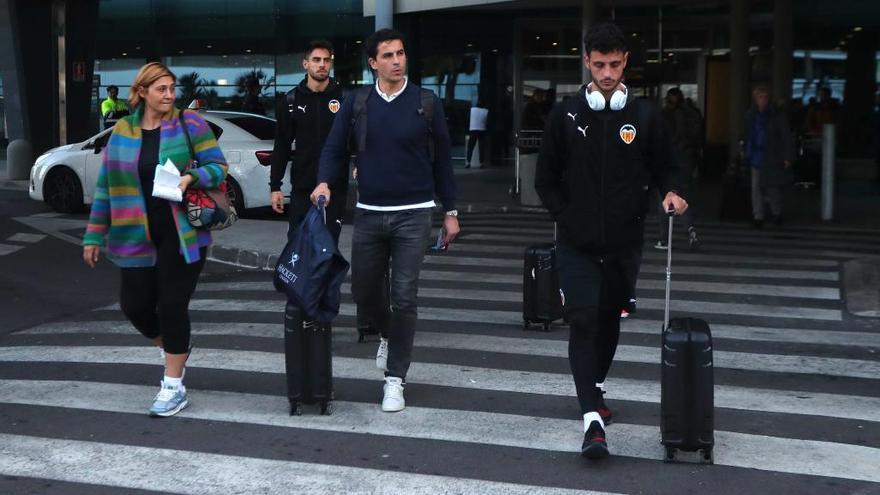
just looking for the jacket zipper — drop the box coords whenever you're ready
[599,115,607,247]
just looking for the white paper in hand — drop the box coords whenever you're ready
[152,158,183,202]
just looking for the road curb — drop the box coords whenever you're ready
[208,245,277,271]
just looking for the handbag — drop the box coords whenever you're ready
[178,111,238,230]
[273,197,350,323]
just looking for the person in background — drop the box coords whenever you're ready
[101,85,130,129]
[466,100,489,168]
[743,85,795,228]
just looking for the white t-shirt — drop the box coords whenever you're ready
[469,106,489,131]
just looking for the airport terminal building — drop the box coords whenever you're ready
[1,0,877,174]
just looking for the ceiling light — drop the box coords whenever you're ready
[571,47,578,52]
[355,40,362,44]
[854,26,863,31]
[121,52,127,56]
[245,49,252,53]
[206,44,213,48]
[552,42,558,46]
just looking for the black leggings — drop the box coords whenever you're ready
[120,209,205,355]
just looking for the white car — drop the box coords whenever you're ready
[29,110,290,213]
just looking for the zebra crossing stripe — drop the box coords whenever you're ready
[425,254,840,281]
[18,319,880,349]
[0,432,604,495]
[132,298,841,324]
[198,279,841,301]
[1,346,877,422]
[1,381,878,483]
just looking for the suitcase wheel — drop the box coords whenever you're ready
[357,331,366,343]
[664,446,676,463]
[542,322,551,332]
[702,447,713,464]
[289,400,303,417]
[320,401,333,416]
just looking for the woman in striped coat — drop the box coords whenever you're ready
[82,62,228,417]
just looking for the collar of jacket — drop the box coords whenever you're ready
[296,77,338,95]
[127,104,183,133]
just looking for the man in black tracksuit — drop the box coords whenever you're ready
[535,22,687,460]
[270,40,347,242]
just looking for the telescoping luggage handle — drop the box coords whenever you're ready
[663,207,675,332]
[317,195,327,225]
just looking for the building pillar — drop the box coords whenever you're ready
[841,29,878,158]
[580,0,598,82]
[772,0,793,105]
[728,0,750,165]
[0,0,26,145]
[375,0,393,31]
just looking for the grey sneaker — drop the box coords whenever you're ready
[148,381,188,417]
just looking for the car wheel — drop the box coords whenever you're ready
[44,167,84,213]
[226,177,245,218]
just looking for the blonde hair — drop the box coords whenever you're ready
[128,62,176,109]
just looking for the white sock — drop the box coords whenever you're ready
[595,382,605,391]
[163,375,183,390]
[583,412,605,432]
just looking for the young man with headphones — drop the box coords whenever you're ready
[535,22,687,460]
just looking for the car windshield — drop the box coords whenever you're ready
[224,116,275,140]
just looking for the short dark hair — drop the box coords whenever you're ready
[365,28,406,60]
[666,87,684,99]
[305,39,333,59]
[107,85,118,92]
[583,22,628,55]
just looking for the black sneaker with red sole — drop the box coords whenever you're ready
[581,422,609,459]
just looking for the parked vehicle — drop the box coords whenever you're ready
[29,110,289,213]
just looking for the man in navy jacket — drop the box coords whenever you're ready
[312,28,459,413]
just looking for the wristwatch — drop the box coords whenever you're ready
[445,209,459,217]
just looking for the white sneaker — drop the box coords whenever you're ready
[381,376,405,412]
[376,337,388,371]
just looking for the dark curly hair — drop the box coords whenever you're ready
[583,22,628,54]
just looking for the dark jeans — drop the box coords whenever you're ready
[288,187,347,244]
[350,208,433,379]
[120,209,205,355]
[556,240,638,414]
[466,130,486,165]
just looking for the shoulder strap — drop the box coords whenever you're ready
[419,88,436,163]
[178,110,196,165]
[350,86,373,154]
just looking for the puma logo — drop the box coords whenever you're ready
[297,105,307,113]
[577,125,589,137]
[567,112,577,121]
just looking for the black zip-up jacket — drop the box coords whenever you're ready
[270,78,345,192]
[535,86,681,255]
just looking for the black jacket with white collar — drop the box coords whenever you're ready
[535,85,681,255]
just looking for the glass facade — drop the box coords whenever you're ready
[92,0,372,132]
[0,74,6,151]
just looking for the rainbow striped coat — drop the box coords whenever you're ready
[83,107,228,267]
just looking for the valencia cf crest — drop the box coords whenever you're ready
[328,99,340,114]
[619,124,636,144]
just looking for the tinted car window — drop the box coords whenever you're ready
[224,116,275,140]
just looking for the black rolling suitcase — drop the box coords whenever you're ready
[659,211,714,463]
[523,240,563,332]
[284,302,333,416]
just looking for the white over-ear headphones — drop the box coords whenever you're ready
[586,82,628,111]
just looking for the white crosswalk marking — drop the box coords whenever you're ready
[1,211,879,493]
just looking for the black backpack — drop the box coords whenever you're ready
[348,85,437,162]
